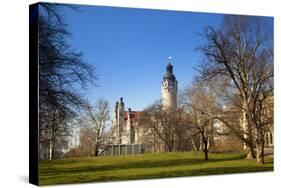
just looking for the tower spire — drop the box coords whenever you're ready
[168,56,172,63]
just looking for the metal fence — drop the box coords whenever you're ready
[102,144,145,156]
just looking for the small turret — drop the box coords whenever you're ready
[127,108,131,132]
[120,97,124,108]
[114,102,118,118]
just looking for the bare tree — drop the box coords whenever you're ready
[77,127,95,157]
[139,100,190,152]
[80,99,110,157]
[183,83,220,160]
[197,15,273,163]
[38,3,97,159]
[40,107,72,160]
[139,102,174,152]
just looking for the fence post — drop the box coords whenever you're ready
[112,145,113,156]
[132,144,134,155]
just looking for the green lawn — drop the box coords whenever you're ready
[39,152,273,186]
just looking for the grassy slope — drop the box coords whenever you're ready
[39,152,273,185]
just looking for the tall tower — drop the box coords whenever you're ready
[161,57,178,110]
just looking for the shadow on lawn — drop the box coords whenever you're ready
[87,165,273,182]
[39,154,273,185]
[41,165,273,185]
[137,165,273,179]
[40,154,246,175]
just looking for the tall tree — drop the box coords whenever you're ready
[197,15,273,163]
[38,3,97,159]
[80,99,110,157]
[139,101,190,152]
[183,83,219,160]
[40,106,71,160]
[77,126,94,157]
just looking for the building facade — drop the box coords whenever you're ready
[213,94,274,152]
[111,59,178,147]
[111,97,141,145]
[263,95,274,148]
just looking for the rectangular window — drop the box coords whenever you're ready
[270,133,273,145]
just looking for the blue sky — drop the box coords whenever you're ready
[61,5,224,111]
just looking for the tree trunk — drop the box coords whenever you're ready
[256,136,265,164]
[166,144,173,152]
[94,142,99,157]
[204,140,208,160]
[94,148,98,156]
[245,138,256,159]
[208,122,214,150]
[241,104,255,159]
[246,147,255,160]
[241,108,248,150]
[199,134,204,151]
[49,140,54,160]
[256,144,264,164]
[191,136,198,151]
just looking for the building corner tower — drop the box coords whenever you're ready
[161,57,178,110]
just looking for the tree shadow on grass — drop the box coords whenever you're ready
[40,154,247,175]
[39,154,273,186]
[40,165,273,185]
[140,165,273,179]
[90,165,273,182]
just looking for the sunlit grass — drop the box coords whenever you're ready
[39,152,273,185]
